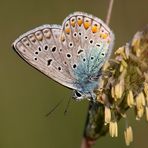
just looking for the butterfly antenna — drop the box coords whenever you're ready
[45,99,63,117]
[64,95,72,115]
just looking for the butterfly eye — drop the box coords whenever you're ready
[75,91,82,97]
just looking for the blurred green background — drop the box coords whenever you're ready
[0,0,148,148]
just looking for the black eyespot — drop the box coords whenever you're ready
[89,40,93,44]
[91,57,94,60]
[34,57,37,60]
[38,47,42,51]
[44,45,48,50]
[79,32,82,36]
[71,18,75,22]
[51,46,56,52]
[69,42,73,47]
[84,36,88,40]
[58,67,61,71]
[75,91,82,97]
[65,23,69,27]
[60,49,62,52]
[77,49,83,54]
[47,59,52,66]
[73,33,77,37]
[35,51,38,54]
[66,53,71,58]
[83,58,86,61]
[73,64,77,68]
[101,53,105,56]
[96,43,101,47]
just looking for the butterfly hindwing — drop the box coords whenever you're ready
[60,12,114,90]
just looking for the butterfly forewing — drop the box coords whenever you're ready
[13,25,77,89]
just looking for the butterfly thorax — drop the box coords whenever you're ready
[73,67,102,101]
[76,73,100,91]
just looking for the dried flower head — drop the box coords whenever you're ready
[83,25,148,146]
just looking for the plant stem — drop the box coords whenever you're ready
[105,0,114,25]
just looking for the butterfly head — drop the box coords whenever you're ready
[72,90,94,101]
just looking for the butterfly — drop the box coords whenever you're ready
[12,12,114,101]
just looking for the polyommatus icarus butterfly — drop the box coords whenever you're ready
[12,12,114,101]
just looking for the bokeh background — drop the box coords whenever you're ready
[0,0,148,148]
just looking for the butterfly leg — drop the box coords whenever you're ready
[89,91,97,102]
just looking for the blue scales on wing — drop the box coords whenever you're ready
[60,12,114,94]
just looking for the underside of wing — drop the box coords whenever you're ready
[12,25,77,90]
[59,12,115,90]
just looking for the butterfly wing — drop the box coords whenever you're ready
[60,12,115,92]
[12,25,77,90]
[13,12,115,94]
